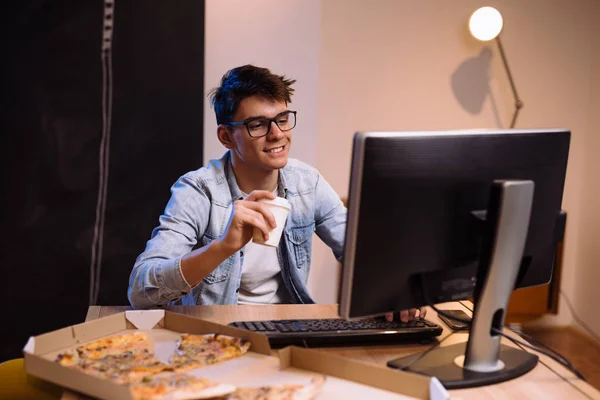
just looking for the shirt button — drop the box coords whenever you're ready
[236,287,240,293]
[240,251,244,257]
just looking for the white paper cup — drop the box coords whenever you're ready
[252,197,291,247]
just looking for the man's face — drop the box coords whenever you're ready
[226,96,292,172]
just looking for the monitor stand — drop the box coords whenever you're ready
[387,180,539,389]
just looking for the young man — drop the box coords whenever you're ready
[128,65,424,322]
[128,64,346,309]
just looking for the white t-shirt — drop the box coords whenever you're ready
[237,188,289,304]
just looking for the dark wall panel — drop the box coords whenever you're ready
[0,0,205,362]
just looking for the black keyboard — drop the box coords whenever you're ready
[228,317,443,348]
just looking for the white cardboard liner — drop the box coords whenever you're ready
[186,353,410,400]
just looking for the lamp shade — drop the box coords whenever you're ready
[469,6,503,41]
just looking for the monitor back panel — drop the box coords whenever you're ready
[340,129,570,319]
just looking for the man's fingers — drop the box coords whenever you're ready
[408,308,417,320]
[400,310,409,323]
[407,308,427,320]
[244,190,277,202]
[387,308,427,323]
[237,201,277,229]
[238,208,271,240]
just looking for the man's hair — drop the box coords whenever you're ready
[208,65,296,124]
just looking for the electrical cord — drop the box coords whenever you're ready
[490,327,586,381]
[397,332,454,371]
[560,290,600,343]
[453,300,587,382]
[456,301,579,372]
[504,326,578,369]
[90,0,116,305]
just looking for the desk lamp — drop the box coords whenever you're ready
[469,6,523,128]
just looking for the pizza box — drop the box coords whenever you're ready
[23,310,448,400]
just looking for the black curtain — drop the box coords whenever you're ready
[1,0,205,362]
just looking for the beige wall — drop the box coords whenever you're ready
[570,4,600,336]
[310,0,599,327]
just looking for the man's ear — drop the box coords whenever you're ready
[217,125,235,149]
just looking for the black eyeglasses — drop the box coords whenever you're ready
[225,110,297,138]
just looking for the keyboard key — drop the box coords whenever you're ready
[244,321,257,331]
[263,321,277,331]
[254,322,266,331]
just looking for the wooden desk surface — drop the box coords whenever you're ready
[86,302,600,399]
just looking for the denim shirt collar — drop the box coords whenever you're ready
[224,152,244,202]
[223,150,290,201]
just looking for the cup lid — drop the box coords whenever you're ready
[260,196,291,210]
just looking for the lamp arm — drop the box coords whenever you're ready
[495,35,523,128]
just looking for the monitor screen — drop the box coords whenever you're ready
[339,129,570,319]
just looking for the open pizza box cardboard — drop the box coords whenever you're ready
[23,310,449,400]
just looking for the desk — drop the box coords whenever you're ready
[85,302,600,399]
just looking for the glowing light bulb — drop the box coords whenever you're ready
[469,6,503,41]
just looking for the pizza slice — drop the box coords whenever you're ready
[75,331,151,360]
[55,332,173,385]
[227,376,326,400]
[129,372,236,400]
[169,333,251,371]
[57,349,172,384]
[56,331,156,368]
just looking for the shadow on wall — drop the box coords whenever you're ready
[451,47,503,128]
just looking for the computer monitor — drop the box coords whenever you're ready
[338,129,570,389]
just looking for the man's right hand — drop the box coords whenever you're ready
[217,190,278,254]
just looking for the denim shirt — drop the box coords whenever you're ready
[128,151,347,309]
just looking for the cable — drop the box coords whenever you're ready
[397,332,454,371]
[458,301,576,368]
[560,290,600,343]
[457,300,473,312]
[491,327,586,381]
[457,301,586,381]
[504,326,577,368]
[89,0,115,305]
[94,41,114,304]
